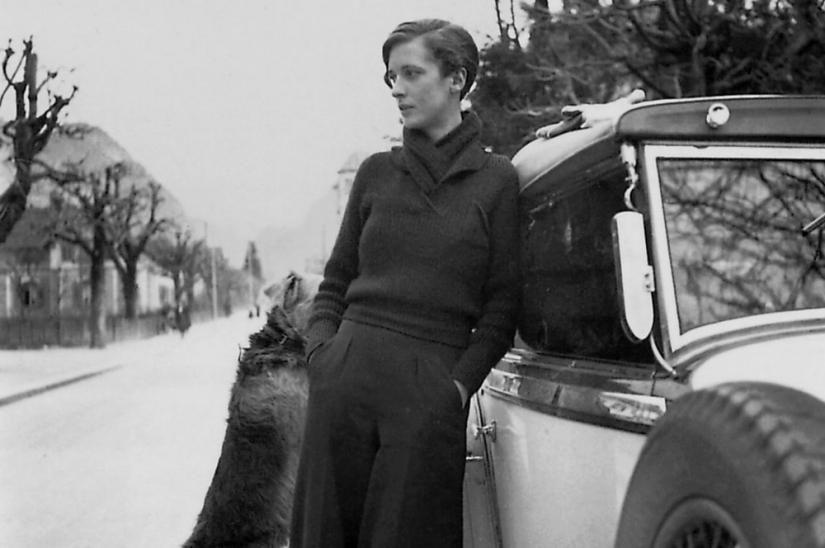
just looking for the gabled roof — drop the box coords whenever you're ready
[337,151,370,175]
[0,207,54,251]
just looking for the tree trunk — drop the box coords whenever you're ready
[121,260,139,319]
[89,227,108,348]
[0,151,33,245]
[185,283,196,315]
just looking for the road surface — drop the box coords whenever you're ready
[0,314,264,548]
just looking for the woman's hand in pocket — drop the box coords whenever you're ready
[453,380,468,408]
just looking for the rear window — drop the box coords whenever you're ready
[518,163,653,365]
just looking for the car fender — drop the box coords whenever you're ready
[688,331,825,402]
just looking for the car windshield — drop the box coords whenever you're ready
[658,151,825,332]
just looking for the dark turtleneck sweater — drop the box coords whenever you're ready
[305,112,520,395]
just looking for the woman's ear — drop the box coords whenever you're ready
[450,68,467,95]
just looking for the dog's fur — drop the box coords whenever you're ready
[183,272,318,548]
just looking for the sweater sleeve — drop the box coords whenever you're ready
[304,156,373,356]
[452,160,521,395]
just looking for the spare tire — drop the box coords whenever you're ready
[615,382,825,548]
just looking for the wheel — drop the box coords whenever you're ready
[615,382,825,548]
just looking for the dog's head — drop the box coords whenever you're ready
[263,271,321,333]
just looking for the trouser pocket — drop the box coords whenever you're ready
[306,328,353,385]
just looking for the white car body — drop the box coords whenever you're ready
[462,95,825,548]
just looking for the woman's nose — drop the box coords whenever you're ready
[391,79,404,97]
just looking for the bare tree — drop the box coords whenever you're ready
[472,0,825,156]
[521,0,825,99]
[147,228,206,316]
[106,163,173,319]
[49,162,136,348]
[493,0,522,48]
[0,38,76,243]
[243,241,264,311]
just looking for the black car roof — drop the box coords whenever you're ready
[514,95,825,194]
[617,95,825,141]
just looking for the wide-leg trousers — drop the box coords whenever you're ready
[290,320,469,548]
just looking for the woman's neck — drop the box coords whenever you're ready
[424,110,463,143]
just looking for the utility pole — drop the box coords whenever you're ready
[246,245,254,312]
[204,221,218,319]
[211,246,218,318]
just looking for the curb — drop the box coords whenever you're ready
[0,365,123,408]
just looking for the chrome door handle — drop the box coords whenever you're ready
[473,421,497,443]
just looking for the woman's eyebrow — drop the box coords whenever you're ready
[390,63,423,71]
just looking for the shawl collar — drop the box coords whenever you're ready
[392,111,488,195]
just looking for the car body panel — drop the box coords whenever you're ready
[476,386,645,547]
[463,94,825,548]
[468,351,657,546]
[689,330,825,400]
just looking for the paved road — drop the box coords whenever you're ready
[0,314,264,548]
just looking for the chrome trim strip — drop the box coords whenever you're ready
[485,354,661,434]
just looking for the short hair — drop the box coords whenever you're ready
[382,19,479,99]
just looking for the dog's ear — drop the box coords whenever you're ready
[293,273,308,302]
[283,273,300,311]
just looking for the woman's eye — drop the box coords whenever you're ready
[387,68,422,86]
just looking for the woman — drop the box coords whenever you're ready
[290,19,520,548]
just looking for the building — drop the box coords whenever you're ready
[0,207,174,320]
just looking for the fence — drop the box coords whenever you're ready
[0,314,170,349]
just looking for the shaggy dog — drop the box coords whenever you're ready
[182,272,319,548]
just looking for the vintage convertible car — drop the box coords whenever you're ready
[463,94,825,548]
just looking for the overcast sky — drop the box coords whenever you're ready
[1,0,510,242]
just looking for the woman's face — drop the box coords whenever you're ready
[386,36,464,142]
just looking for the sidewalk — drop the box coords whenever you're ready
[0,332,185,407]
[0,313,258,407]
[0,347,124,407]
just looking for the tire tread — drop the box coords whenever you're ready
[616,382,825,548]
[708,384,825,547]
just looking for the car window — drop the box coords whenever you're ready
[518,163,653,365]
[659,154,825,332]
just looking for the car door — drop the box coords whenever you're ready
[470,158,662,547]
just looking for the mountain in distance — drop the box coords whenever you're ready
[254,186,340,282]
[2,123,377,280]
[35,123,187,220]
[0,122,188,225]
[253,150,371,283]
[188,218,249,267]
[1,120,258,269]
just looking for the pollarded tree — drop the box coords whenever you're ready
[243,241,263,281]
[49,163,127,348]
[41,124,174,321]
[105,162,174,319]
[0,37,76,243]
[147,227,206,316]
[243,241,264,309]
[198,245,245,317]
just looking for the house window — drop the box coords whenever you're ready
[159,286,170,306]
[19,281,44,309]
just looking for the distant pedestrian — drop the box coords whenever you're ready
[157,304,173,333]
[175,305,191,337]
